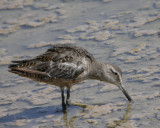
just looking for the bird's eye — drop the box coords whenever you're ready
[114,72,118,76]
[110,69,118,76]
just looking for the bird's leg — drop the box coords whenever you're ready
[61,87,66,110]
[66,87,72,106]
[66,87,86,108]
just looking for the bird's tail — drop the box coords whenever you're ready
[9,60,50,82]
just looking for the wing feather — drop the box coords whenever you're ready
[47,61,85,79]
[9,44,94,81]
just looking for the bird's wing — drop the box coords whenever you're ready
[34,50,90,80]
[46,59,86,79]
[9,44,94,80]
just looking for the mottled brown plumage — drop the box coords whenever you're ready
[9,44,132,110]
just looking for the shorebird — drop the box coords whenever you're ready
[9,44,132,110]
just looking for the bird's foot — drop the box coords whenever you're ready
[62,108,67,113]
[62,103,67,112]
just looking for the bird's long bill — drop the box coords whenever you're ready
[118,84,133,102]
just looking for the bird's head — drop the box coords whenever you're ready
[102,64,132,102]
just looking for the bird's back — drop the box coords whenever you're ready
[9,44,96,87]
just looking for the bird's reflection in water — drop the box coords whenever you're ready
[61,103,132,128]
[62,111,76,128]
[106,103,132,128]
[62,107,86,128]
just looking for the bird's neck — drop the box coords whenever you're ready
[88,61,104,81]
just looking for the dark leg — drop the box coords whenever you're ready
[66,87,72,106]
[61,87,66,110]
[67,87,70,100]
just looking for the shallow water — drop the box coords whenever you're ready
[0,0,160,128]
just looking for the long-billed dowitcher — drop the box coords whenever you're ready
[9,44,132,110]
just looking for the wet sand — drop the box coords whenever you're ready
[0,0,160,127]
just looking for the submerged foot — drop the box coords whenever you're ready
[62,103,67,111]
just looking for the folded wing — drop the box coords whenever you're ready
[9,44,94,81]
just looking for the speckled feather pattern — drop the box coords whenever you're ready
[9,44,96,87]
